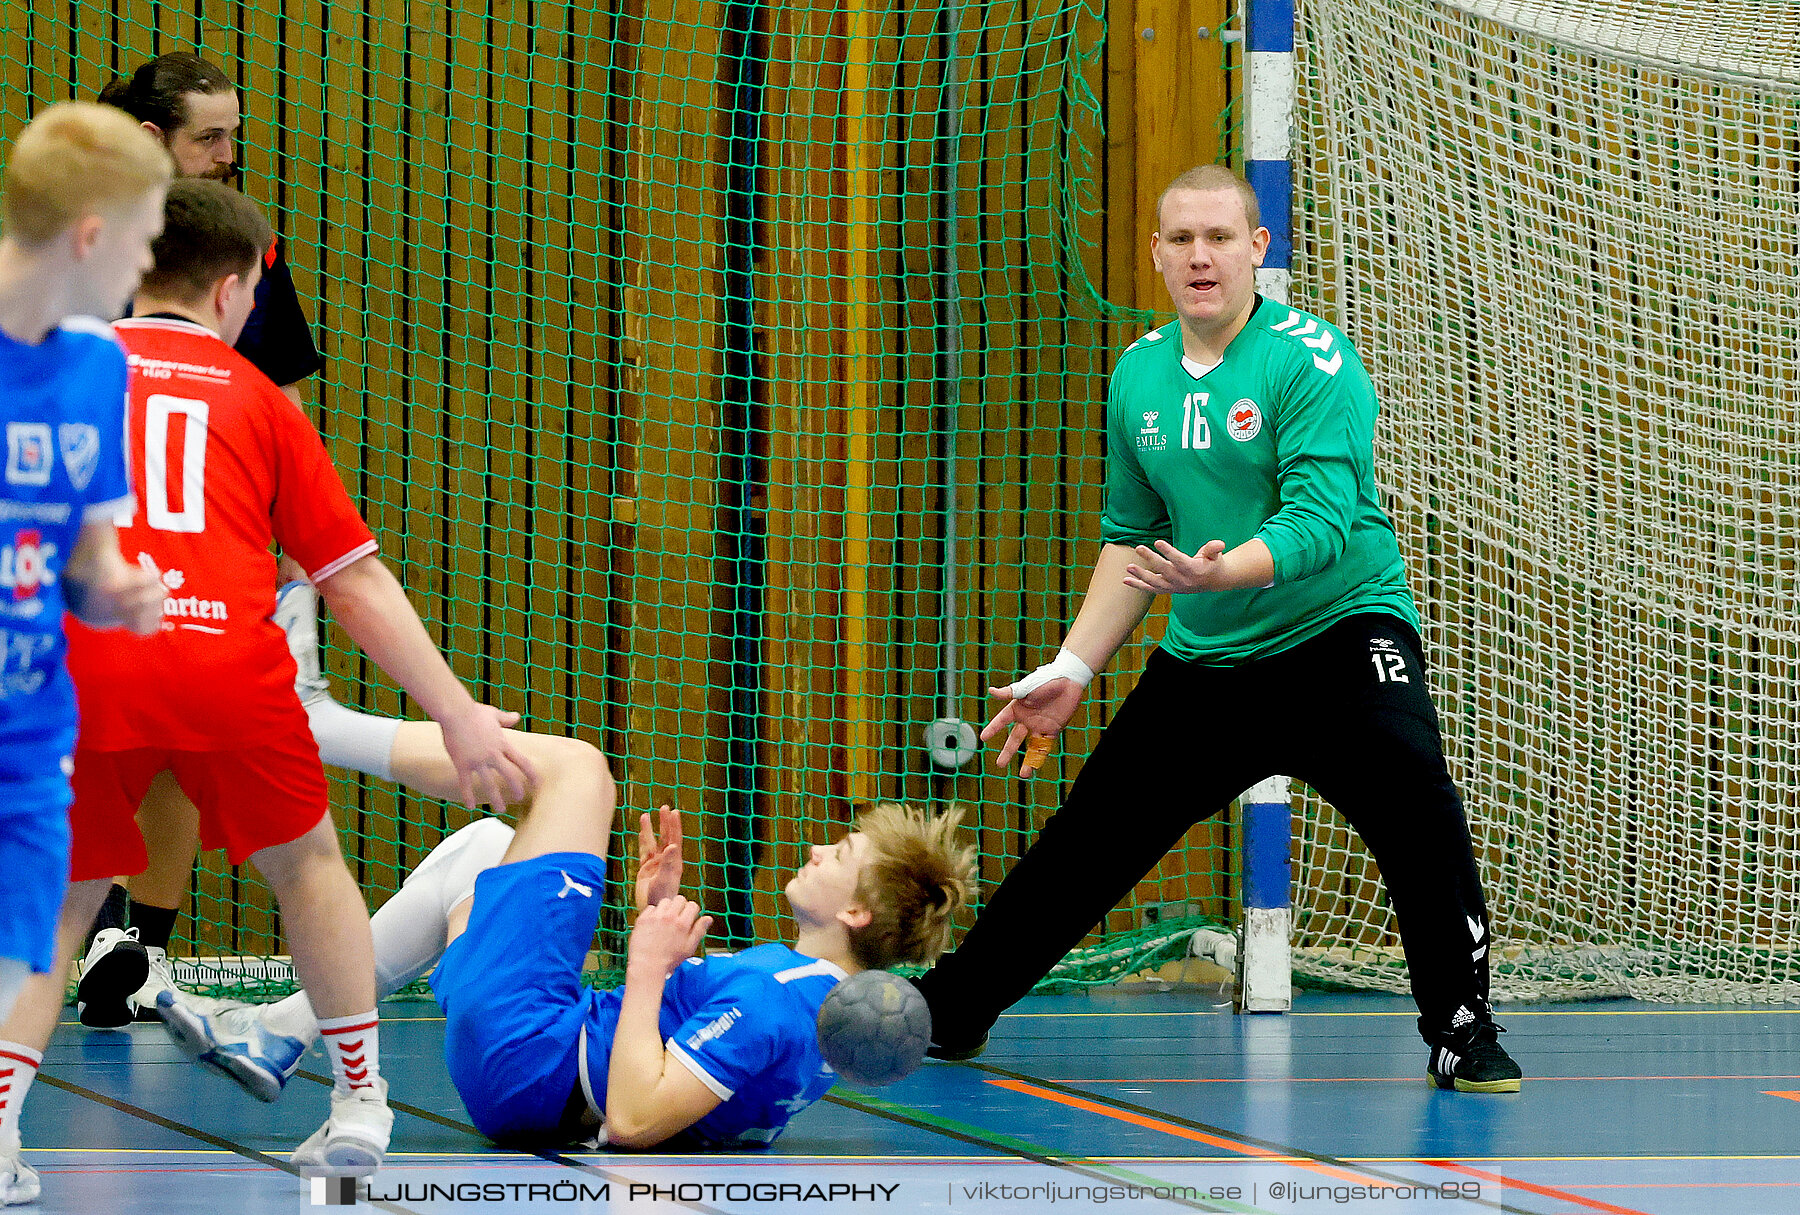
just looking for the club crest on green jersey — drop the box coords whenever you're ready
[1227,399,1263,441]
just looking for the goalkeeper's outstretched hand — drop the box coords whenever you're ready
[981,677,1085,778]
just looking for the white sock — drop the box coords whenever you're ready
[307,697,403,781]
[0,1041,41,1146]
[317,1012,380,1095]
[0,959,27,1025]
[261,818,515,1045]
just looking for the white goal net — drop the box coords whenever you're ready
[1288,0,1800,1000]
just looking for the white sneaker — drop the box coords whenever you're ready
[0,1135,39,1206]
[77,928,150,1029]
[156,991,306,1103]
[129,948,249,1023]
[275,580,329,706]
[128,945,176,1022]
[290,1079,392,1178]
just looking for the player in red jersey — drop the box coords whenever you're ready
[45,178,532,1178]
[77,51,328,989]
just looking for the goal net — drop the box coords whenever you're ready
[5,0,1256,995]
[1289,0,1800,1000]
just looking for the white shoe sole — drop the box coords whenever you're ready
[292,1128,386,1179]
[292,1140,383,1179]
[76,944,150,1030]
[0,1173,40,1206]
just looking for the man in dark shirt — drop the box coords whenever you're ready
[99,52,323,405]
[235,231,323,395]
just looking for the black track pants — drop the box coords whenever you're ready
[918,612,1492,1045]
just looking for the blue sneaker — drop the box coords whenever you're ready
[156,990,306,1103]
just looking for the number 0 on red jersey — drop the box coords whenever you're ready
[67,316,376,751]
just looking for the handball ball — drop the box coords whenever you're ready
[816,969,932,1087]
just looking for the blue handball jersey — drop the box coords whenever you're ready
[588,943,845,1148]
[0,316,133,797]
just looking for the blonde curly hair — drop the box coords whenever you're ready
[845,803,976,971]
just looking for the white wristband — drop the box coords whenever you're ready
[1006,647,1095,698]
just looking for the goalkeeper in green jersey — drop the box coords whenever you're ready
[913,165,1521,1094]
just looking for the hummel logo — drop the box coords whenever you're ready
[1370,637,1398,651]
[558,871,594,899]
[1467,915,1486,944]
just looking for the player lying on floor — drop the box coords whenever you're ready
[75,575,615,1027]
[161,798,973,1150]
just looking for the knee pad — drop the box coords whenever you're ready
[406,817,517,915]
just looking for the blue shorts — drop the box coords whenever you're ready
[0,784,72,973]
[431,852,615,1143]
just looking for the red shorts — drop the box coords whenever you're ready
[69,732,330,881]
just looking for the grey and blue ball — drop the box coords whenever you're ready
[816,969,932,1087]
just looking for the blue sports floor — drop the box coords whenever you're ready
[19,988,1800,1213]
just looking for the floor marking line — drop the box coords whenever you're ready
[822,1089,1261,1214]
[980,1065,1700,1215]
[988,1008,1800,1020]
[6,1147,553,1158]
[35,1072,422,1215]
[1392,1156,1800,1164]
[298,1059,1262,1215]
[68,1008,1790,1028]
[983,1077,1380,1185]
[1060,1075,1800,1085]
[1764,1091,1800,1102]
[56,1014,449,1027]
[295,1067,472,1134]
[1426,1161,1655,1215]
[1578,1183,1800,1191]
[39,1164,326,1177]
[969,1065,1544,1215]
[1291,1009,1800,1019]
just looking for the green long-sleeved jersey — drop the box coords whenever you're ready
[1101,296,1418,663]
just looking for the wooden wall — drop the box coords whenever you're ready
[0,0,1242,959]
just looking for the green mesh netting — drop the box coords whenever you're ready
[1290,0,1800,1001]
[9,0,1252,1000]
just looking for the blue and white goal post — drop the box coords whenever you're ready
[1237,0,1296,1014]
